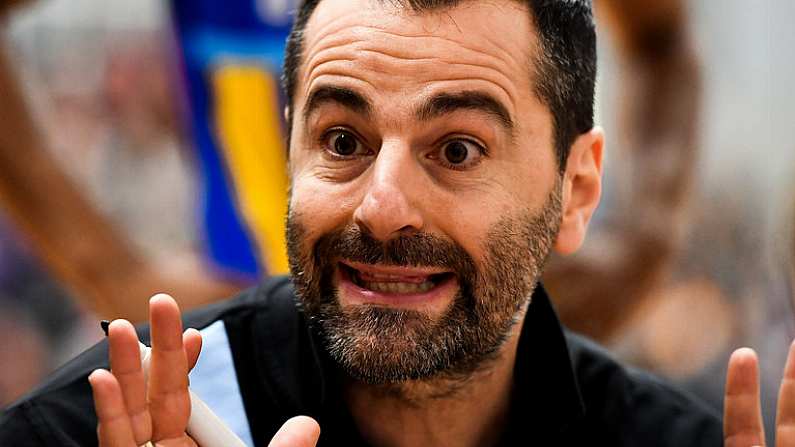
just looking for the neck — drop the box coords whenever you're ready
[344,316,525,447]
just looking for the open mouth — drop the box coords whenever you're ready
[339,261,455,295]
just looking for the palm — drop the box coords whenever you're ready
[89,295,201,446]
[88,294,320,447]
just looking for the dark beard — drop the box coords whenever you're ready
[286,184,562,385]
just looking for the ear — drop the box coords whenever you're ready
[283,106,291,123]
[553,127,604,255]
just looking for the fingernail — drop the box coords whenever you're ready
[150,293,175,305]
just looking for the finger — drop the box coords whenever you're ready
[724,348,765,447]
[183,328,202,372]
[108,319,152,444]
[147,294,191,442]
[776,340,795,446]
[89,369,136,447]
[268,416,321,447]
[152,437,198,447]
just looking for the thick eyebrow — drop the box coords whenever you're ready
[416,91,515,135]
[302,85,373,124]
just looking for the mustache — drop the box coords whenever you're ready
[314,226,476,276]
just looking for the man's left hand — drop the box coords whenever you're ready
[724,342,795,446]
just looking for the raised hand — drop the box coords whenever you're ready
[88,293,321,447]
[89,294,201,446]
[724,341,795,447]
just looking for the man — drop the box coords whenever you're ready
[0,0,789,446]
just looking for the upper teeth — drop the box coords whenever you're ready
[361,281,434,294]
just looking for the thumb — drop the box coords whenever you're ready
[268,416,321,447]
[183,328,202,371]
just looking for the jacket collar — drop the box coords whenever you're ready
[507,284,586,437]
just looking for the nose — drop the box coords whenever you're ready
[353,140,424,241]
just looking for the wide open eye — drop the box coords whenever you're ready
[324,129,367,158]
[437,139,485,169]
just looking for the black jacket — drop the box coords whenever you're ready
[0,276,722,446]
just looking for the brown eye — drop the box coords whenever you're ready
[439,139,484,168]
[326,130,364,157]
[444,141,469,164]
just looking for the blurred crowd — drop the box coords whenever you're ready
[0,0,204,404]
[0,0,794,441]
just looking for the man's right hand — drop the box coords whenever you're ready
[88,294,321,446]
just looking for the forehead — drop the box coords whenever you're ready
[298,0,538,112]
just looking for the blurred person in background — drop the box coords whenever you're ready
[0,0,242,324]
[0,302,47,406]
[545,0,704,342]
[0,0,295,406]
[0,215,83,407]
[544,0,742,425]
[0,0,244,406]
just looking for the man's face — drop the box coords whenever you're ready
[286,0,563,384]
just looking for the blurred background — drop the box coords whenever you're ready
[0,0,793,441]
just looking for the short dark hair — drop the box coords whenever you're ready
[282,0,596,172]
